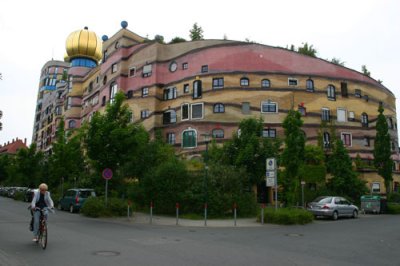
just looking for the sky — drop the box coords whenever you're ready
[0,0,399,146]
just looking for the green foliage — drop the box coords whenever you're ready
[154,35,165,44]
[331,58,345,66]
[14,191,25,201]
[80,197,128,217]
[361,65,371,76]
[387,192,400,203]
[327,139,368,202]
[169,37,186,44]
[189,23,204,41]
[281,110,305,205]
[0,154,11,184]
[288,43,317,57]
[259,208,314,225]
[387,203,400,214]
[373,106,393,192]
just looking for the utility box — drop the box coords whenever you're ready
[361,195,386,214]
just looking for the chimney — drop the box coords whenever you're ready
[24,138,27,144]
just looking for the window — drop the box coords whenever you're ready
[213,103,225,113]
[327,85,336,100]
[323,132,330,148]
[341,132,352,147]
[68,120,76,129]
[391,141,396,151]
[67,97,72,110]
[141,110,149,119]
[102,96,106,106]
[193,80,202,99]
[88,82,93,93]
[110,82,118,103]
[182,129,197,148]
[371,182,380,193]
[306,79,314,92]
[321,108,330,121]
[163,110,177,124]
[141,87,148,97]
[55,106,62,116]
[169,61,178,72]
[364,95,369,102]
[181,103,190,120]
[388,117,394,129]
[212,129,224,138]
[103,75,107,85]
[191,103,204,119]
[127,90,133,99]
[112,63,118,73]
[167,133,176,145]
[129,67,136,77]
[201,65,208,73]
[183,84,189,93]
[182,62,188,70]
[348,111,355,121]
[261,101,278,113]
[337,108,347,122]
[262,128,276,138]
[261,79,270,88]
[164,87,177,100]
[212,78,224,89]
[361,113,369,127]
[364,136,370,147]
[115,41,120,49]
[298,106,306,116]
[242,102,250,114]
[340,82,348,97]
[142,64,152,77]
[288,78,298,86]
[355,89,362,98]
[240,77,249,86]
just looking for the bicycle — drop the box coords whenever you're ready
[29,207,54,249]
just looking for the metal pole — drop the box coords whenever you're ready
[204,139,209,227]
[275,170,278,210]
[176,203,179,225]
[127,205,130,220]
[150,201,153,224]
[234,203,237,226]
[302,183,305,208]
[204,203,207,226]
[261,204,264,224]
[105,179,108,207]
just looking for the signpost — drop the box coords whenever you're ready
[266,158,278,210]
[102,168,113,207]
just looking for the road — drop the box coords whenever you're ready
[0,196,399,266]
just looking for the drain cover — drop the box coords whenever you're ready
[285,233,303,237]
[93,251,120,256]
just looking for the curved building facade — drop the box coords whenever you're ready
[33,22,400,193]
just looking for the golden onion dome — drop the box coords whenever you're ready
[65,27,102,62]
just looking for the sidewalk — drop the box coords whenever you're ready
[122,212,263,227]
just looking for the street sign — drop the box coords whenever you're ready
[102,168,113,180]
[266,177,275,187]
[266,171,275,178]
[266,158,276,171]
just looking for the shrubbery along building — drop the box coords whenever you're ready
[32,21,400,196]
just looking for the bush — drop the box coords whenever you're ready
[80,197,130,217]
[13,191,25,201]
[387,203,400,214]
[258,207,314,225]
[387,192,400,203]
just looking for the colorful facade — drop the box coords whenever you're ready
[32,21,400,194]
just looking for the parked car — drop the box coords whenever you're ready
[307,196,359,220]
[59,188,96,213]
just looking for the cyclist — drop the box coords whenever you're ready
[30,183,54,242]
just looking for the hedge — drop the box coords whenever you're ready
[258,207,314,225]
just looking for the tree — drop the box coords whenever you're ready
[327,139,367,202]
[373,105,393,193]
[281,110,305,206]
[84,92,149,193]
[154,35,165,44]
[362,65,371,76]
[189,23,204,41]
[297,42,317,57]
[331,57,345,66]
[169,37,186,44]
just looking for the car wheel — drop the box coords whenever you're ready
[332,211,338,220]
[352,210,358,219]
[69,205,74,213]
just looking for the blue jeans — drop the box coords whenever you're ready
[33,209,48,237]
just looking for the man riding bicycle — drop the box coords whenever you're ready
[30,183,54,242]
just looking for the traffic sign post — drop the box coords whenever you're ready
[266,158,278,210]
[102,168,113,207]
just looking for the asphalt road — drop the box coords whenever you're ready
[0,196,399,266]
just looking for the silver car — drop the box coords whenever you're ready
[307,196,359,220]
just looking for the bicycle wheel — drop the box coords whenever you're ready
[39,223,47,249]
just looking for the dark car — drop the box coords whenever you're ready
[59,188,96,213]
[307,196,359,220]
